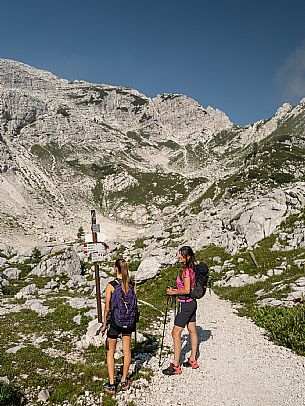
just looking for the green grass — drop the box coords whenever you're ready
[157,140,180,150]
[112,245,126,261]
[279,207,305,232]
[92,167,207,215]
[0,250,13,260]
[209,126,241,148]
[133,238,146,250]
[30,142,73,161]
[0,291,111,404]
[185,143,209,166]
[128,260,141,273]
[0,382,25,406]
[241,305,305,356]
[200,111,305,203]
[202,226,305,356]
[196,244,231,263]
[62,160,188,213]
[136,265,179,330]
[56,106,70,117]
[126,131,142,143]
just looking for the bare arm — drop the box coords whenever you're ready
[167,276,190,296]
[100,283,114,335]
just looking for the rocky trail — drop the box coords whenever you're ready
[118,292,305,406]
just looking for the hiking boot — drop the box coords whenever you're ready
[104,383,116,394]
[118,379,131,391]
[183,358,199,369]
[162,363,182,375]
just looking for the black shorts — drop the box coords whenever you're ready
[107,323,134,339]
[174,299,197,328]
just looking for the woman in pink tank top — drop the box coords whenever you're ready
[162,246,199,376]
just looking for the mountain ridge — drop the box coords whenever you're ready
[0,59,304,250]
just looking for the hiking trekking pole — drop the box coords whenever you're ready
[159,295,170,367]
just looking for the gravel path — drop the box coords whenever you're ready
[119,292,305,406]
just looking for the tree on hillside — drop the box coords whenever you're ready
[31,247,42,263]
[77,226,85,241]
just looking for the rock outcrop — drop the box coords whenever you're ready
[0,59,304,252]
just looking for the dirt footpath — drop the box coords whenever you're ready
[119,292,305,406]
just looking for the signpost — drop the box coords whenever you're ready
[82,210,109,323]
[90,210,103,323]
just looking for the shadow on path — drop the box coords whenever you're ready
[180,327,212,363]
[115,333,159,381]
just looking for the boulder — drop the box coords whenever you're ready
[24,299,54,315]
[259,298,284,307]
[3,267,21,280]
[44,279,60,290]
[0,257,8,267]
[66,297,97,310]
[66,275,88,290]
[134,257,161,282]
[218,273,261,287]
[30,247,82,277]
[213,256,222,264]
[183,184,305,253]
[6,344,25,354]
[38,389,50,402]
[73,314,82,325]
[16,283,37,299]
[76,319,105,349]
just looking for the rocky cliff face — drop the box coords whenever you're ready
[0,59,304,250]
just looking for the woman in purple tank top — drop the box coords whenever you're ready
[162,246,199,375]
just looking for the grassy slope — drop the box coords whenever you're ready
[0,254,179,405]
[190,110,305,214]
[197,210,305,356]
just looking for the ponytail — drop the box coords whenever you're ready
[115,258,129,294]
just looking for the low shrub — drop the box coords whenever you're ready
[246,305,305,356]
[271,172,295,184]
[0,382,24,405]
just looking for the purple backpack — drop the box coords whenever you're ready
[110,279,138,329]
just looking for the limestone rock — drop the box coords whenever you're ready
[16,283,37,299]
[24,299,54,315]
[134,257,162,282]
[38,389,50,402]
[3,267,21,280]
[30,247,82,277]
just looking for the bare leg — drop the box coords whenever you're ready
[107,338,117,384]
[121,335,132,381]
[187,322,198,361]
[172,325,184,366]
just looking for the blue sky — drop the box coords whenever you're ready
[1,0,305,125]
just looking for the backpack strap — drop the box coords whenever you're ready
[110,278,121,289]
[178,270,192,301]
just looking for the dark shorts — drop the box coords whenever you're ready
[107,323,134,339]
[174,300,197,328]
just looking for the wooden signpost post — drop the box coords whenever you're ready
[82,210,108,323]
[91,209,103,323]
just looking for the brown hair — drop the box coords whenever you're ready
[115,258,129,295]
[178,246,195,278]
